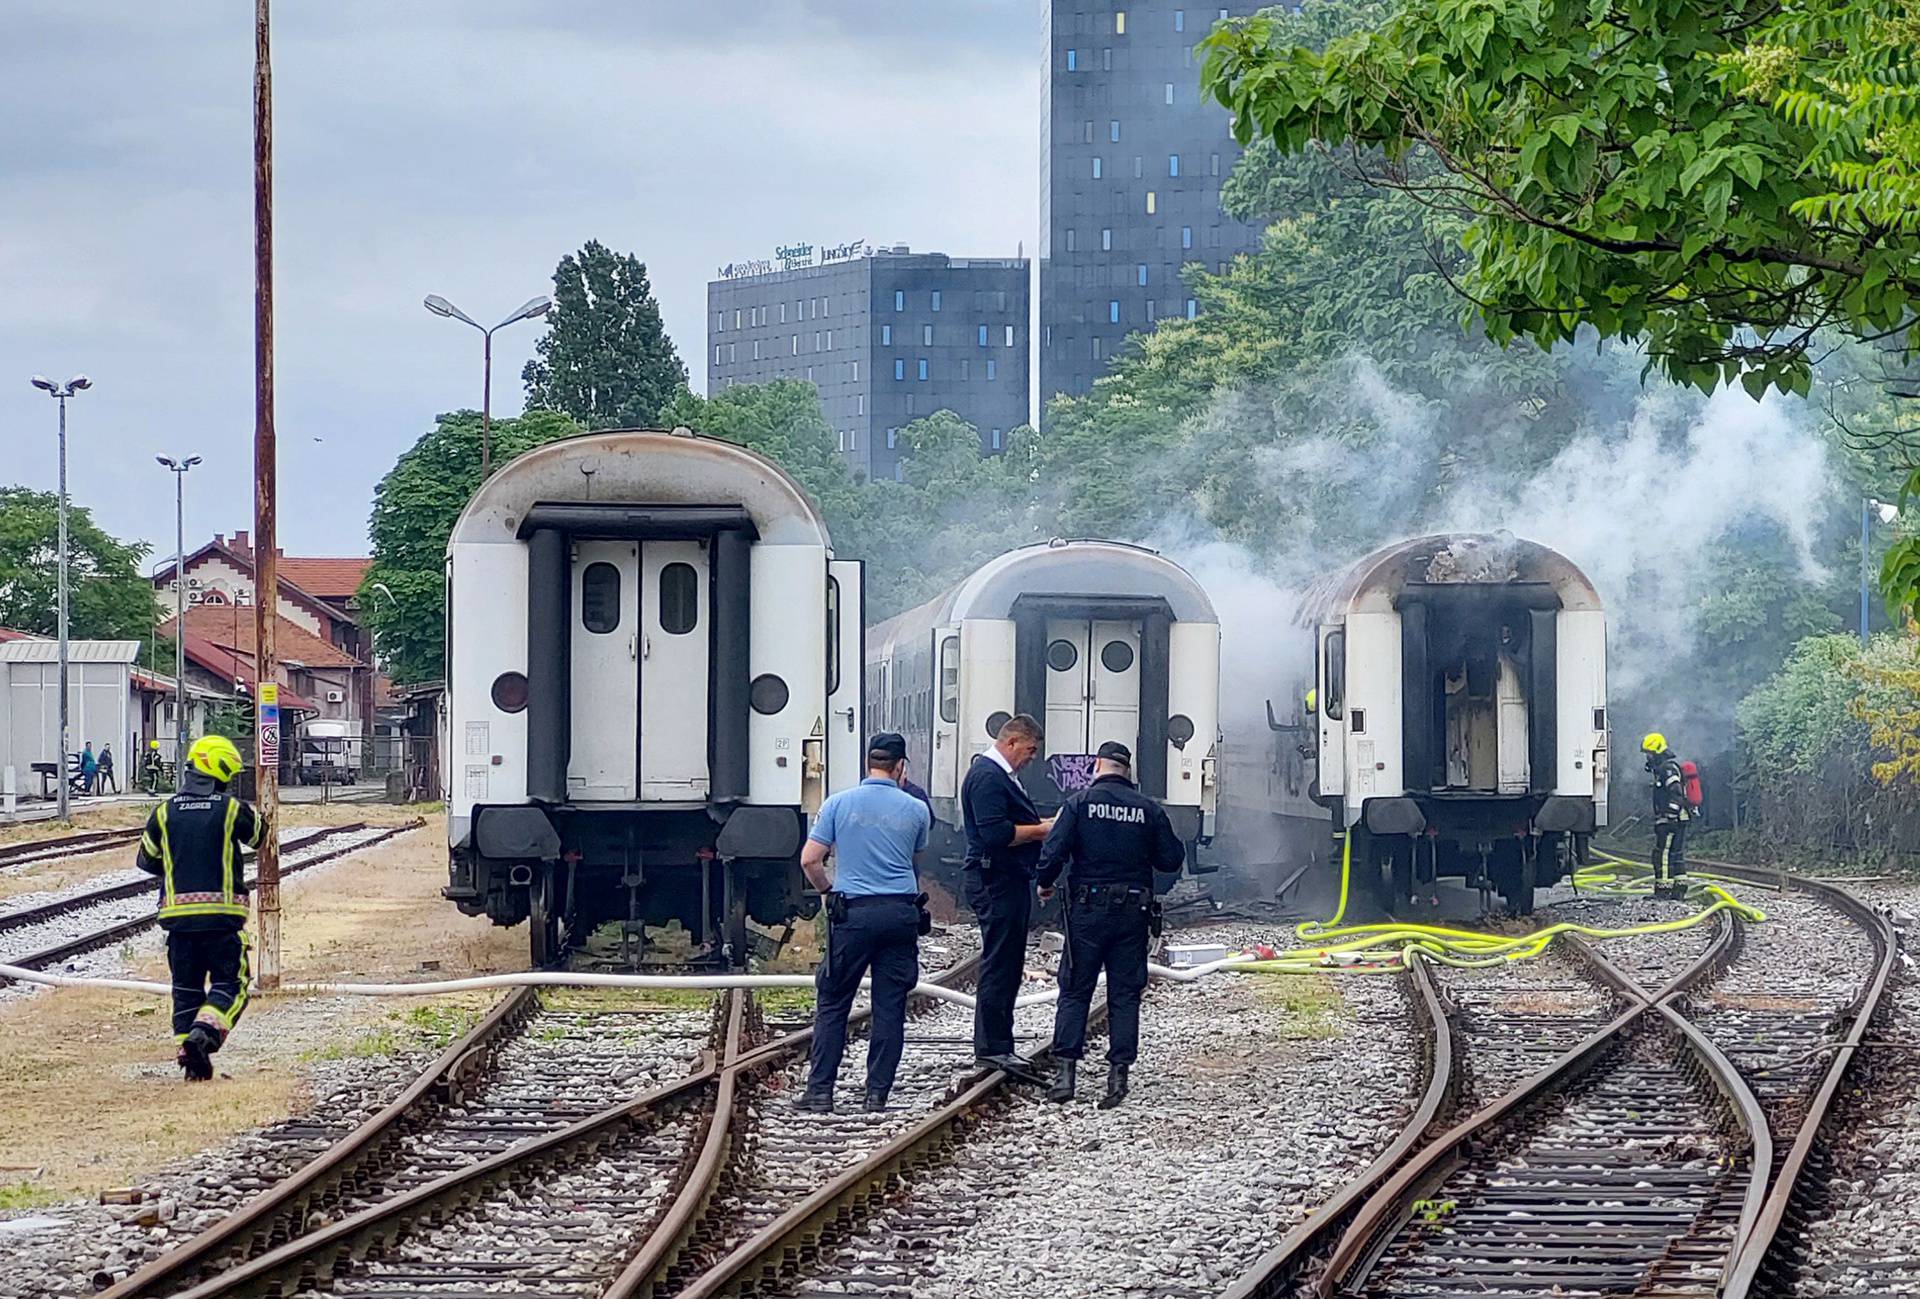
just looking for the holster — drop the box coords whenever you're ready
[1149,898,1164,939]
[915,891,932,937]
[825,891,850,925]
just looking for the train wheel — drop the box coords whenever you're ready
[529,870,562,968]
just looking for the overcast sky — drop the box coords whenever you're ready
[2,2,1037,563]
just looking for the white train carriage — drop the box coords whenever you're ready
[441,429,865,965]
[866,540,1221,874]
[1267,533,1608,913]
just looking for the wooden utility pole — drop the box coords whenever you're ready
[252,0,282,988]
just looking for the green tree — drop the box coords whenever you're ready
[362,409,581,683]
[0,487,156,640]
[1198,0,1920,400]
[523,240,688,429]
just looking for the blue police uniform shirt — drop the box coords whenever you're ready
[809,776,931,897]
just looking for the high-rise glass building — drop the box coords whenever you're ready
[1039,2,1267,409]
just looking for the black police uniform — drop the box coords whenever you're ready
[960,751,1044,1062]
[135,776,265,1071]
[1647,750,1689,884]
[1037,749,1186,1076]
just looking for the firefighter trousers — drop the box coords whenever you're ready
[1653,820,1688,885]
[167,928,250,1045]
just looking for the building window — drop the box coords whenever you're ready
[1005,324,1015,347]
[992,428,1004,450]
[807,365,814,380]
[894,463,906,482]
[931,289,941,311]
[962,357,972,379]
[917,358,929,380]
[1092,156,1103,179]
[715,311,724,333]
[752,340,761,360]
[1115,10,1126,33]
[728,343,736,362]
[1044,325,1051,347]
[851,360,859,382]
[733,309,741,329]
[1187,298,1198,319]
[1169,154,1180,176]
[1211,152,1221,176]
[895,359,906,381]
[1109,300,1121,323]
[1137,264,1148,286]
[857,394,866,414]
[1134,155,1143,178]
[921,323,933,345]
[1110,119,1121,142]
[986,358,997,380]
[978,324,989,346]
[1175,9,1185,31]
[1101,228,1112,250]
[1083,120,1094,143]
[1093,336,1104,358]
[792,335,799,355]
[713,344,722,365]
[1067,48,1078,71]
[887,427,898,449]
[1147,299,1157,321]
[1103,47,1112,71]
[906,395,916,414]
[1146,190,1157,214]
[847,427,857,451]
[894,290,905,311]
[838,430,846,452]
[1182,225,1193,249]
[780,302,787,323]
[1066,228,1077,252]
[882,323,892,345]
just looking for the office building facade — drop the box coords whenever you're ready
[707,248,1030,481]
[1040,1,1267,407]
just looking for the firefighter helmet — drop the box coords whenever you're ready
[1641,732,1668,755]
[187,734,245,783]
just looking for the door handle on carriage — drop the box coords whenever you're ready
[836,706,855,732]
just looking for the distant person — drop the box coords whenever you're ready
[142,741,165,794]
[134,735,266,1081]
[1642,732,1690,894]
[96,744,117,794]
[796,733,932,1113]
[79,742,98,795]
[960,714,1053,1077]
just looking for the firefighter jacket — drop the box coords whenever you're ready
[135,790,265,932]
[1036,774,1187,891]
[1647,752,1688,823]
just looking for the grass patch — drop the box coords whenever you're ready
[299,1027,403,1063]
[1253,974,1345,1040]
[397,1003,484,1050]
[0,1182,59,1211]
[539,986,719,1013]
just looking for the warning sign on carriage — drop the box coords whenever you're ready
[258,683,280,766]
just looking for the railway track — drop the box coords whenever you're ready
[96,945,987,1299]
[1219,859,1894,1299]
[0,822,415,984]
[0,824,144,871]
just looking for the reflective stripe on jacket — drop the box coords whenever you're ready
[138,793,265,925]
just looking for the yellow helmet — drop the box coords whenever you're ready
[1304,688,1318,716]
[148,739,161,749]
[1641,732,1668,754]
[187,734,245,783]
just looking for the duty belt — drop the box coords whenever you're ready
[1071,883,1147,908]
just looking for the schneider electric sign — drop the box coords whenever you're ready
[717,238,872,280]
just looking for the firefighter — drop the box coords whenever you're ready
[1642,732,1688,894]
[135,734,266,1081]
[1036,741,1187,1108]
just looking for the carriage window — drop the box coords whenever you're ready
[826,577,841,695]
[659,563,698,635]
[1100,640,1135,673]
[939,636,960,723]
[1323,628,1346,721]
[1046,639,1079,672]
[581,562,621,634]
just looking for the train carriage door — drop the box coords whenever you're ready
[826,560,865,794]
[569,541,639,800]
[639,541,711,800]
[1088,621,1142,754]
[1043,619,1092,755]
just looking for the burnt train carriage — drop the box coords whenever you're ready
[1270,533,1609,913]
[866,540,1220,871]
[442,429,865,965]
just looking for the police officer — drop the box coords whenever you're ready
[1642,732,1689,894]
[134,735,265,1081]
[1037,741,1186,1108]
[796,733,932,1114]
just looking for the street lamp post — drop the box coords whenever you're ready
[422,294,552,477]
[158,456,203,768]
[30,374,92,823]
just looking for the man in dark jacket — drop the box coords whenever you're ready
[1037,741,1186,1107]
[960,713,1053,1073]
[135,734,265,1081]
[1642,732,1689,894]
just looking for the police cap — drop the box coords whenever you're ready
[868,732,908,762]
[1096,740,1133,766]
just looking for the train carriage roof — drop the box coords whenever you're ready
[448,428,833,550]
[871,539,1217,654]
[1296,532,1603,625]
